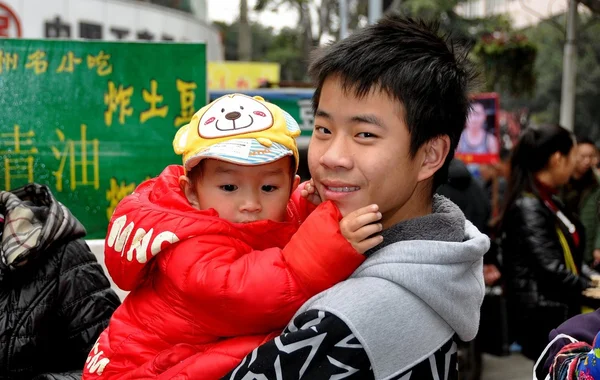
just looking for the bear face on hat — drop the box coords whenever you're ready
[173,94,301,172]
[199,94,274,138]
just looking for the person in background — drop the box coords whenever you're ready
[539,308,600,378]
[0,184,120,380]
[438,158,491,234]
[437,158,500,379]
[501,124,593,366]
[562,137,600,268]
[457,101,499,155]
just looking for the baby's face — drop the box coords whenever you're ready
[191,158,297,223]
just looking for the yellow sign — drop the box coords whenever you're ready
[208,61,280,90]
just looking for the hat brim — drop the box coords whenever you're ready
[184,139,294,171]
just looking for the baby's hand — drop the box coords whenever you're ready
[300,179,322,206]
[340,204,383,254]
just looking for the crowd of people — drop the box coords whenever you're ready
[2,13,600,380]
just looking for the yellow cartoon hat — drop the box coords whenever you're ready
[173,94,301,172]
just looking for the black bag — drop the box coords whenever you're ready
[478,286,510,357]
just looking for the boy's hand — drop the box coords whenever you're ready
[300,179,322,206]
[340,204,383,254]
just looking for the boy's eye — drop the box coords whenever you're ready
[262,185,278,192]
[357,132,377,138]
[315,126,331,134]
[220,185,238,192]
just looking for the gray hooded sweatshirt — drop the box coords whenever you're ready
[291,195,489,379]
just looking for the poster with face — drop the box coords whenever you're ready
[456,93,500,164]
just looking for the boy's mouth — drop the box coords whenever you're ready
[325,186,360,193]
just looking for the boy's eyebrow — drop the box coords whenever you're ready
[350,114,386,129]
[316,109,386,129]
[315,109,332,119]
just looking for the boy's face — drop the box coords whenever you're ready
[183,158,299,223]
[308,75,448,228]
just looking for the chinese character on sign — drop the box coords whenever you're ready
[298,99,315,132]
[104,81,134,126]
[106,178,136,220]
[25,50,48,75]
[56,51,82,73]
[0,125,38,191]
[174,79,197,127]
[236,77,249,89]
[0,51,18,74]
[45,16,70,38]
[110,27,129,40]
[140,80,169,123]
[137,30,154,41]
[51,125,100,192]
[80,22,102,40]
[87,51,113,76]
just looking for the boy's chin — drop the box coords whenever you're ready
[334,201,363,218]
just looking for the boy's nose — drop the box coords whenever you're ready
[320,138,354,170]
[225,111,241,120]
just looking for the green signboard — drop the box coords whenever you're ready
[0,39,206,238]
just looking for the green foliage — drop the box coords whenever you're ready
[503,14,600,140]
[472,33,537,95]
[212,21,306,80]
[264,27,305,81]
[213,21,277,62]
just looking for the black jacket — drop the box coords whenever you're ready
[501,192,590,359]
[0,184,120,380]
[437,159,491,235]
[223,310,457,380]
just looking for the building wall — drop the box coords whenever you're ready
[0,0,223,60]
[456,0,568,29]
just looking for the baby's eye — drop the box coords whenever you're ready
[262,185,278,192]
[220,185,238,192]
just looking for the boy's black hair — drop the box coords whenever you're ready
[308,14,477,189]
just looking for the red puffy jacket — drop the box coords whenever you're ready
[83,165,364,379]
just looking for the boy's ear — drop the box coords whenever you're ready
[417,135,451,182]
[179,175,200,208]
[292,175,301,192]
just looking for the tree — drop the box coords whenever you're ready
[238,0,252,61]
[253,0,345,80]
[503,13,600,140]
[213,21,276,62]
[264,27,305,81]
[386,0,534,95]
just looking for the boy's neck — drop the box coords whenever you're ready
[382,181,433,229]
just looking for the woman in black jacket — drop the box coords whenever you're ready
[0,184,120,380]
[501,124,592,362]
